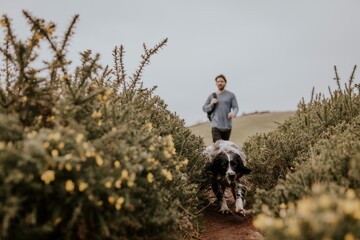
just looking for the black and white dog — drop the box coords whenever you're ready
[204,140,251,215]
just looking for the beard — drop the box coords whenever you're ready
[217,85,225,91]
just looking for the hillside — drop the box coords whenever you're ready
[189,111,295,146]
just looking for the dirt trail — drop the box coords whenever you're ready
[198,190,263,240]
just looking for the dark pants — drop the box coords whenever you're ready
[212,128,231,143]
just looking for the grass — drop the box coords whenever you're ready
[188,111,295,146]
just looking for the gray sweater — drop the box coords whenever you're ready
[203,90,239,129]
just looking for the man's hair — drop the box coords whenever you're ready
[215,74,227,83]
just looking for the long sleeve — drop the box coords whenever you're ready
[202,94,214,113]
[231,95,239,116]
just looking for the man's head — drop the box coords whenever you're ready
[215,74,227,91]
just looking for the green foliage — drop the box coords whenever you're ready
[0,11,206,239]
[253,184,360,240]
[243,65,360,237]
[243,65,360,204]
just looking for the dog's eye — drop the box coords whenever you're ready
[230,161,237,167]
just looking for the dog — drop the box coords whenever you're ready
[204,140,251,215]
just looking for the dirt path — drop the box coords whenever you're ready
[198,190,263,240]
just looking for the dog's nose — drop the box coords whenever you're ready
[228,173,236,181]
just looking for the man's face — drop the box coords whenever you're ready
[216,77,226,91]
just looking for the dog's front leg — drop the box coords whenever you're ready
[218,183,230,214]
[212,181,230,214]
[233,183,247,215]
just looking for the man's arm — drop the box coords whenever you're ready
[203,94,215,113]
[230,94,239,117]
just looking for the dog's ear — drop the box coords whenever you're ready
[240,166,251,175]
[233,154,251,175]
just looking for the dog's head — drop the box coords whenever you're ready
[205,140,251,183]
[208,152,251,182]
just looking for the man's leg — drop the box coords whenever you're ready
[212,128,222,143]
[221,129,232,141]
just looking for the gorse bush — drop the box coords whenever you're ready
[253,184,360,240]
[244,65,360,238]
[244,65,360,202]
[0,11,206,239]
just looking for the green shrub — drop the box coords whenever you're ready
[253,184,360,240]
[243,65,360,238]
[0,11,206,239]
[243,65,360,206]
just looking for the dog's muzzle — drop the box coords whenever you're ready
[227,173,236,182]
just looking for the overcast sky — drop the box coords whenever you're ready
[1,1,360,126]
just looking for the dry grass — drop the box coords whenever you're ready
[188,111,295,146]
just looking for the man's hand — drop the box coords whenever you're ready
[211,98,218,105]
[228,112,235,119]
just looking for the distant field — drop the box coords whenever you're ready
[188,111,295,146]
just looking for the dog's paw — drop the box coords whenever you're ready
[235,208,252,216]
[219,207,231,215]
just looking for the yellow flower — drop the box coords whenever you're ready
[111,127,117,132]
[108,196,115,204]
[161,169,173,181]
[48,132,61,141]
[274,218,284,229]
[43,142,50,149]
[0,18,7,27]
[148,145,155,152]
[65,180,75,192]
[95,154,104,166]
[114,161,121,168]
[182,158,189,166]
[27,130,38,139]
[345,233,356,240]
[65,154,73,160]
[115,197,125,211]
[146,157,155,163]
[76,164,81,171]
[322,211,338,225]
[346,189,356,200]
[285,218,300,237]
[46,116,55,122]
[82,142,90,149]
[147,173,154,183]
[104,89,112,96]
[297,197,314,219]
[85,150,95,158]
[115,179,122,189]
[51,149,59,158]
[121,170,129,180]
[37,115,43,124]
[65,163,72,171]
[144,122,153,132]
[76,133,84,143]
[78,182,89,192]
[41,170,55,185]
[97,120,103,126]
[0,141,5,150]
[22,96,28,102]
[318,194,331,209]
[163,150,172,159]
[54,217,62,226]
[57,142,65,149]
[342,199,358,215]
[253,213,274,230]
[104,181,112,189]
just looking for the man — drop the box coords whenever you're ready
[203,74,239,143]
